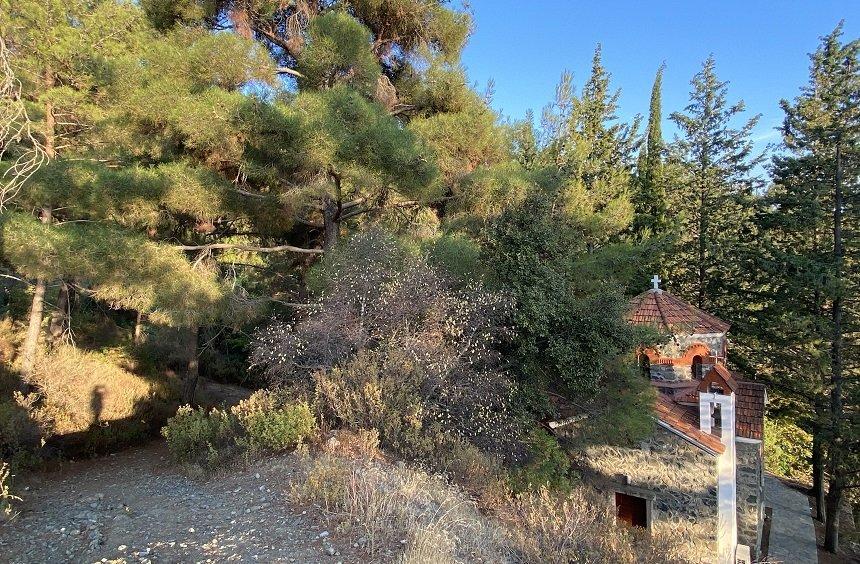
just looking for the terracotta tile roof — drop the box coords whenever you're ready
[628,289,730,335]
[652,373,766,442]
[674,388,700,404]
[654,394,725,454]
[735,380,766,440]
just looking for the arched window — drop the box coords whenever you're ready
[692,355,704,379]
[639,354,651,379]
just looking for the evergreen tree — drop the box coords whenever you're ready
[741,26,859,552]
[0,0,147,377]
[666,56,763,311]
[138,1,494,250]
[632,64,668,237]
[540,46,640,248]
[1,1,448,400]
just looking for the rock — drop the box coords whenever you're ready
[325,546,336,556]
[318,531,329,538]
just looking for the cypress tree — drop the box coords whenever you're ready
[666,56,763,311]
[541,46,640,248]
[632,64,668,237]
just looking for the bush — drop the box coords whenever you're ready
[237,396,316,453]
[250,230,528,471]
[161,406,240,468]
[162,391,320,470]
[508,429,573,493]
[764,417,812,481]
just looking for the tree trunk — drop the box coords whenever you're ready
[824,140,844,554]
[133,311,146,345]
[21,71,58,377]
[322,196,339,251]
[20,207,52,378]
[181,323,200,405]
[20,269,47,378]
[824,486,842,553]
[47,280,70,343]
[811,430,826,521]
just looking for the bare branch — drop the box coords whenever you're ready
[296,217,324,229]
[0,36,47,209]
[275,66,305,79]
[174,242,323,255]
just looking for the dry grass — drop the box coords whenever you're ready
[0,460,21,520]
[292,434,508,562]
[29,346,176,451]
[290,434,694,563]
[499,486,690,563]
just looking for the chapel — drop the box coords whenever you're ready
[554,276,767,564]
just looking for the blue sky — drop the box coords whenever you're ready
[458,1,858,162]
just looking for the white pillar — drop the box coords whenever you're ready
[714,392,737,564]
[699,392,714,434]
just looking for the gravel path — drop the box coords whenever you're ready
[0,442,361,563]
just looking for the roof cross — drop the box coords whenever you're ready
[651,274,662,292]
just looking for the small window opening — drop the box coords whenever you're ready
[692,355,704,379]
[639,354,651,379]
[712,404,722,429]
[615,492,648,528]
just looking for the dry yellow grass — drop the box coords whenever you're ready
[292,439,508,562]
[292,435,693,564]
[32,345,175,437]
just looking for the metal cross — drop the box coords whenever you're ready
[651,274,661,291]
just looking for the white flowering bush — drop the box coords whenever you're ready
[250,229,527,465]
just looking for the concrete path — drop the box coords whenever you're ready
[764,473,819,563]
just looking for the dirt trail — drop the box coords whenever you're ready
[0,442,361,563]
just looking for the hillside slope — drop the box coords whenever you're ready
[0,442,361,563]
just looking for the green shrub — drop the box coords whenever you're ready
[764,417,812,481]
[162,391,320,470]
[161,405,240,468]
[239,401,317,452]
[508,429,572,493]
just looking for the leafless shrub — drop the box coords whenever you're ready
[0,36,46,209]
[251,230,526,463]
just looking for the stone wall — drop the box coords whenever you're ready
[581,427,719,562]
[736,440,764,558]
[649,333,726,382]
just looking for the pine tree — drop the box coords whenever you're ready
[632,64,668,237]
[666,56,763,311]
[0,0,146,377]
[541,46,640,248]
